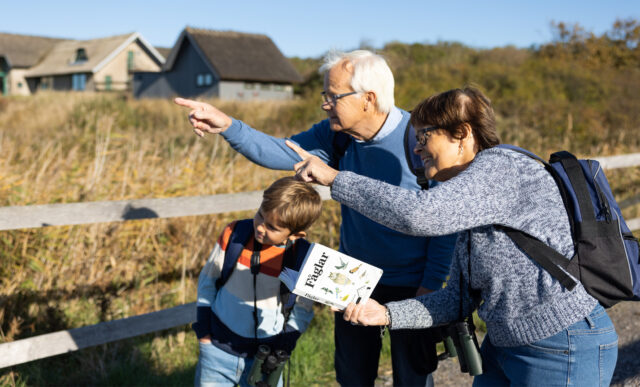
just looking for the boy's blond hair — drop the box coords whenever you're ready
[261,177,323,233]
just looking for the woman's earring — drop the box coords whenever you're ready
[459,144,464,155]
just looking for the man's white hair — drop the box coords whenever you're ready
[319,50,395,114]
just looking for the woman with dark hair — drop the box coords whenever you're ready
[287,87,618,386]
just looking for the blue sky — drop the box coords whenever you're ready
[3,1,638,58]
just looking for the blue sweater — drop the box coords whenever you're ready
[222,107,456,289]
[331,147,598,347]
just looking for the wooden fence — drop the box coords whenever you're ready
[1,153,639,369]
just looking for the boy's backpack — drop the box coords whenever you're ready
[215,219,310,315]
[330,120,430,190]
[498,145,640,308]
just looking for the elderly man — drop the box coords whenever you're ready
[176,50,455,387]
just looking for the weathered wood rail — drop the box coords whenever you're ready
[0,153,639,369]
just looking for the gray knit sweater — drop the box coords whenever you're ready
[331,147,597,347]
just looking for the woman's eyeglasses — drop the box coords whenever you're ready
[416,126,439,146]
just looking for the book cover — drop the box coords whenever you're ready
[279,243,383,310]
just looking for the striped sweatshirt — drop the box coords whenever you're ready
[192,221,314,356]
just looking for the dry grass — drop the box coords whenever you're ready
[0,92,339,343]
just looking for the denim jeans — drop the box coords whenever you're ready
[335,284,437,387]
[473,303,618,387]
[195,341,283,387]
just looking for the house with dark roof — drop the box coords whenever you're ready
[24,32,165,93]
[0,33,65,95]
[133,27,302,100]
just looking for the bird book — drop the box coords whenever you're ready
[278,243,383,310]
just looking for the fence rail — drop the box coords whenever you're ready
[1,152,639,369]
[0,187,331,231]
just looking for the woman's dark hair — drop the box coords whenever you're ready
[410,86,500,150]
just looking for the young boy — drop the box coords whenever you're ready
[192,177,323,387]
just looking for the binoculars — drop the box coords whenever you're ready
[440,320,483,376]
[247,345,290,387]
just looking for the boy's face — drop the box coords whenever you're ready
[253,207,297,246]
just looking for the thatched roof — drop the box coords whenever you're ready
[26,32,164,77]
[0,32,68,68]
[165,27,302,83]
[154,46,172,59]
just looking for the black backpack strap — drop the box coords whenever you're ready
[500,226,578,291]
[279,239,311,322]
[329,131,351,169]
[331,117,429,190]
[215,219,254,290]
[403,121,430,190]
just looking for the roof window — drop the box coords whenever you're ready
[73,48,88,64]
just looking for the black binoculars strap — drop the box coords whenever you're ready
[459,231,477,322]
[251,242,262,345]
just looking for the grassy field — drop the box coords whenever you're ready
[1,25,640,384]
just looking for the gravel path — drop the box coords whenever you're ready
[375,301,640,386]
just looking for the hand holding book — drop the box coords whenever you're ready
[343,299,389,327]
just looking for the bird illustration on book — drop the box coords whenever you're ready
[356,285,371,298]
[329,272,352,285]
[349,263,362,274]
[359,270,367,279]
[335,257,347,270]
[335,287,341,300]
[321,287,333,295]
[341,294,350,302]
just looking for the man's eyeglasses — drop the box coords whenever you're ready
[416,126,439,146]
[321,91,358,106]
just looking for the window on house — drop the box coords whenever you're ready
[40,77,53,90]
[274,85,285,91]
[260,84,271,91]
[74,48,88,64]
[72,74,87,91]
[127,51,134,70]
[105,76,112,91]
[244,83,256,90]
[196,73,213,87]
[17,82,23,88]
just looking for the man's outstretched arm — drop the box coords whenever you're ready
[175,98,333,170]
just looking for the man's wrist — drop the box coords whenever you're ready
[384,305,392,328]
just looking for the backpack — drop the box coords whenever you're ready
[215,219,311,315]
[498,145,640,308]
[330,119,430,190]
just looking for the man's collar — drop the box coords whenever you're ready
[354,106,402,143]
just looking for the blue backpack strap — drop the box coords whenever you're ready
[216,219,255,290]
[550,151,597,224]
[496,144,547,164]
